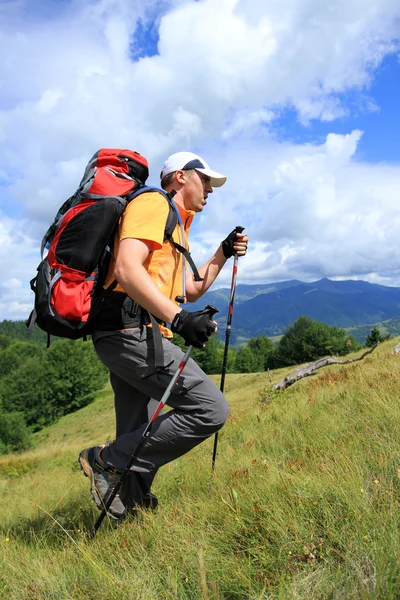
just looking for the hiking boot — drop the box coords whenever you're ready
[143,492,159,510]
[120,471,159,514]
[78,444,126,520]
[128,492,159,514]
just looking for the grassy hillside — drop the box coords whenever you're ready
[1,341,399,599]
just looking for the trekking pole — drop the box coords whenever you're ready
[90,304,218,539]
[212,226,244,472]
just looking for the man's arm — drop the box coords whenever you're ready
[114,238,181,323]
[185,231,248,302]
[114,237,218,347]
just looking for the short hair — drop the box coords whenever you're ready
[160,171,175,190]
[160,168,195,190]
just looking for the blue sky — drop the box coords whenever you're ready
[130,11,400,163]
[0,0,400,320]
[131,16,161,60]
[349,54,400,163]
[270,53,400,163]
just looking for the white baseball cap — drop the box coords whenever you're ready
[160,151,227,187]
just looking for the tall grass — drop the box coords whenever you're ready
[0,342,399,599]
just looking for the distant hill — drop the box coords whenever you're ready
[3,278,400,346]
[188,278,400,344]
[346,316,400,345]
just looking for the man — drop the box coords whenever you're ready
[79,151,248,520]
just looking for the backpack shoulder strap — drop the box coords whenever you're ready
[125,186,203,282]
[126,186,177,241]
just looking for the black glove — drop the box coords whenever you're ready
[171,308,216,348]
[221,226,245,259]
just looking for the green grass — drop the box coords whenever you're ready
[1,342,399,599]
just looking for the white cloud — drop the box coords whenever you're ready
[189,129,400,288]
[0,0,399,319]
[0,213,39,320]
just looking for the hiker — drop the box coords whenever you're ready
[79,151,248,520]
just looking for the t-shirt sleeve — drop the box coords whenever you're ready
[119,192,170,250]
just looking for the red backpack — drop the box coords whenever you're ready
[27,148,179,341]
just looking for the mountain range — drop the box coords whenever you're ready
[1,278,400,347]
[188,278,400,344]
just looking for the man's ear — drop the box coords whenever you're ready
[175,170,186,185]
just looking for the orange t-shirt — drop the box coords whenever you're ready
[105,191,194,338]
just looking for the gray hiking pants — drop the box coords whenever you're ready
[93,327,229,489]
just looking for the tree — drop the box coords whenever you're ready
[235,346,257,373]
[0,356,56,429]
[0,339,108,432]
[0,320,49,344]
[45,339,108,414]
[0,335,12,351]
[171,334,233,374]
[247,335,275,371]
[0,340,45,378]
[275,316,360,367]
[0,411,31,454]
[194,335,225,374]
[365,326,390,347]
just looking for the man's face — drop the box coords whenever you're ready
[182,170,213,212]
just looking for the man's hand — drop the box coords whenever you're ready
[221,227,248,259]
[171,308,217,348]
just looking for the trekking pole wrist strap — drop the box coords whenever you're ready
[172,242,203,282]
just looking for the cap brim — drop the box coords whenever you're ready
[196,168,227,188]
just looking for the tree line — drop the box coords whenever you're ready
[0,335,108,455]
[0,316,385,455]
[173,315,363,373]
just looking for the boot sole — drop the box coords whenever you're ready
[78,451,122,521]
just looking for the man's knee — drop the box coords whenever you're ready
[206,393,229,432]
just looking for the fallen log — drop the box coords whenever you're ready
[273,344,378,391]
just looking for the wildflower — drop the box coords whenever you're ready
[168,566,172,571]
[288,551,292,555]
[185,578,189,583]
[374,479,379,484]
[5,538,9,543]
[363,535,369,541]
[360,488,364,493]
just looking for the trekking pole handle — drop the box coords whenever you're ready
[204,304,219,320]
[234,226,245,257]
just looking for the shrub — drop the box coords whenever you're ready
[0,411,31,454]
